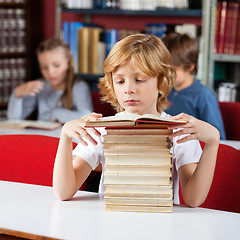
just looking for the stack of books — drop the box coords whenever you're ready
[85,114,186,213]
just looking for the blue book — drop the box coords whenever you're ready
[105,29,118,57]
[62,22,70,45]
[69,22,84,72]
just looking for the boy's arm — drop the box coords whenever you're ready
[169,113,220,207]
[53,113,102,200]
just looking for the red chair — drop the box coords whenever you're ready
[218,101,240,140]
[0,134,85,190]
[179,143,240,213]
[91,91,116,117]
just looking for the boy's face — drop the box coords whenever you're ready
[112,58,159,116]
[174,66,194,91]
[38,48,69,90]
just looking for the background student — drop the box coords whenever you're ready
[7,38,93,124]
[162,32,226,140]
[53,34,220,208]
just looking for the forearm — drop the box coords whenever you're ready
[181,141,219,207]
[53,134,78,200]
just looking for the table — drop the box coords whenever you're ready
[220,140,240,150]
[0,127,62,138]
[0,181,239,240]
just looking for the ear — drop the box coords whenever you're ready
[188,64,195,73]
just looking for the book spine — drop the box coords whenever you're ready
[218,1,227,54]
[229,2,239,54]
[214,1,222,53]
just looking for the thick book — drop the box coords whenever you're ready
[0,120,61,130]
[104,148,171,156]
[85,113,186,128]
[105,204,173,213]
[104,184,173,196]
[103,173,172,185]
[104,196,173,206]
[105,165,172,175]
[105,128,172,135]
[103,143,171,150]
[103,135,170,144]
[105,155,172,165]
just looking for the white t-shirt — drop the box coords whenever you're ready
[72,111,202,204]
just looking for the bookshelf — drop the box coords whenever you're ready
[0,0,30,118]
[205,0,240,100]
[55,0,204,89]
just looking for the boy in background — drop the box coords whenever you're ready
[163,32,226,139]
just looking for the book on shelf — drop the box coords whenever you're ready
[85,113,186,128]
[78,27,90,74]
[217,1,228,54]
[89,27,105,74]
[215,1,240,54]
[0,119,62,130]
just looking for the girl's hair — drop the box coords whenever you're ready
[162,32,199,75]
[98,34,175,113]
[36,38,75,109]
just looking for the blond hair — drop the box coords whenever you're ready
[36,38,75,109]
[98,34,175,113]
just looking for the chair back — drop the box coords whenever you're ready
[0,135,84,189]
[218,101,240,140]
[179,143,240,213]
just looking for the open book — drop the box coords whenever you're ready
[0,119,62,130]
[85,113,186,127]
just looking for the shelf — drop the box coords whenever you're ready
[77,73,103,81]
[0,53,27,58]
[212,54,240,63]
[0,2,27,8]
[62,8,202,17]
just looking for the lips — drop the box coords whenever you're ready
[125,100,139,105]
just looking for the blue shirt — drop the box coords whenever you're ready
[7,79,93,124]
[165,79,226,140]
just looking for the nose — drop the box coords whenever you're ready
[124,81,136,94]
[47,66,55,76]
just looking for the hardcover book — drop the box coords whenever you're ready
[85,113,186,127]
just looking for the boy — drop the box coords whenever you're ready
[53,34,220,207]
[163,32,226,139]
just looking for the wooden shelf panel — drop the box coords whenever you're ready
[62,8,202,17]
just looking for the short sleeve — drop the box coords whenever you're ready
[171,135,202,171]
[72,128,105,170]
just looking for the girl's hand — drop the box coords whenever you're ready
[15,80,45,98]
[168,113,220,145]
[61,112,103,146]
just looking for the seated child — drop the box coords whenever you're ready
[7,38,93,124]
[53,34,220,207]
[163,32,226,140]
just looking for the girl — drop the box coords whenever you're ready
[7,38,93,124]
[53,34,220,207]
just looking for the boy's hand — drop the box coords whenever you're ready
[168,113,220,144]
[61,112,103,146]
